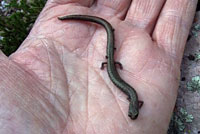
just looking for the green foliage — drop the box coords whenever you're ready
[191,23,200,37]
[187,76,200,93]
[194,53,200,61]
[168,108,194,134]
[0,0,47,56]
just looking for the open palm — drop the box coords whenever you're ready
[0,0,197,134]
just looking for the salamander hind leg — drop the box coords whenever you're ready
[115,62,123,69]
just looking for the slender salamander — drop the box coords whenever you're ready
[58,15,143,120]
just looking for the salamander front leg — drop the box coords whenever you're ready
[139,101,144,108]
[101,62,107,70]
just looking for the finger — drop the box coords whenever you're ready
[48,0,94,7]
[152,0,197,62]
[94,0,132,19]
[125,0,166,33]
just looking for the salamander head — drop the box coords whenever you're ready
[128,102,139,120]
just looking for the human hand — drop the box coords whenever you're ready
[0,0,197,133]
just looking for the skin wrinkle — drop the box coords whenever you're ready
[5,60,12,70]
[76,114,86,133]
[135,0,152,15]
[125,56,179,83]
[37,93,67,124]
[37,41,69,122]
[67,115,76,133]
[56,6,89,19]
[155,13,191,54]
[10,63,49,96]
[96,3,116,13]
[61,39,86,54]
[106,123,113,134]
[14,48,48,71]
[116,97,130,124]
[9,55,50,133]
[26,50,48,66]
[97,0,120,11]
[62,109,72,134]
[94,1,131,20]
[98,69,131,125]
[60,43,64,65]
[125,66,178,102]
[79,26,97,58]
[50,96,68,122]
[91,36,101,59]
[158,59,174,79]
[58,24,96,56]
[86,65,128,127]
[41,12,58,24]
[85,50,89,134]
[50,0,92,7]
[115,30,127,52]
[11,60,48,87]
[62,23,91,38]
[9,88,54,132]
[41,39,53,94]
[157,42,183,63]
[17,39,68,99]
[34,95,65,131]
[165,13,190,35]
[171,23,179,58]
[66,62,88,82]
[144,1,155,15]
[67,77,85,98]
[48,79,68,113]
[150,77,176,103]
[134,53,151,76]
[126,0,163,23]
[87,101,102,128]
[65,66,80,83]
[68,76,88,132]
[11,45,69,125]
[124,28,151,42]
[107,81,129,124]
[0,85,13,100]
[119,40,153,76]
[80,27,105,133]
[60,46,71,117]
[20,108,51,133]
[90,122,97,134]
[131,55,177,76]
[68,94,86,133]
[154,1,195,52]
[127,17,153,29]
